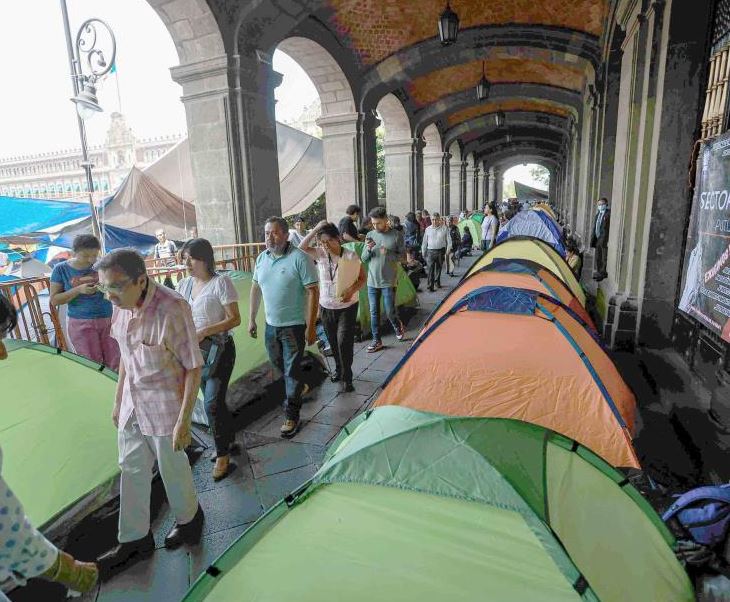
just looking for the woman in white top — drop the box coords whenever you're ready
[481,203,499,251]
[177,238,241,481]
[299,221,366,391]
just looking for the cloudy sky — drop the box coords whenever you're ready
[0,0,317,158]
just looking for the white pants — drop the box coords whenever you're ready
[118,415,199,543]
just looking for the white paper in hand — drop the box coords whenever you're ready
[335,255,361,300]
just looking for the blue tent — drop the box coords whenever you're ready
[0,196,90,237]
[496,210,566,256]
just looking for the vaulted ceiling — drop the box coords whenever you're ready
[225,0,612,166]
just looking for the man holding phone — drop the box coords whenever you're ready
[361,206,406,352]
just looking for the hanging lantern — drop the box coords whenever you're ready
[438,2,459,46]
[476,61,490,102]
[494,111,505,128]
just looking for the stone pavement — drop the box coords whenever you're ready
[9,261,470,602]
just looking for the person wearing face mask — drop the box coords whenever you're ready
[0,296,99,598]
[591,197,611,281]
[49,234,119,370]
[176,238,241,481]
[299,221,367,393]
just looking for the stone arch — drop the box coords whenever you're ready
[276,36,359,220]
[422,124,443,214]
[145,0,224,64]
[277,37,356,117]
[377,93,413,216]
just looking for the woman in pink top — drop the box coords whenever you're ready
[299,221,366,392]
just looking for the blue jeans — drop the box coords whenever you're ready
[264,323,306,419]
[201,337,236,456]
[367,286,400,342]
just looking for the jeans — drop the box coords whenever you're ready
[264,323,307,419]
[367,286,400,342]
[320,303,358,384]
[426,249,444,288]
[201,337,236,456]
[480,238,495,252]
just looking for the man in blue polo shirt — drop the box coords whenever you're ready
[249,216,319,437]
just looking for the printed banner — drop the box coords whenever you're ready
[678,131,730,341]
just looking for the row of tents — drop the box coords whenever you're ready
[183,206,695,600]
[2,203,694,599]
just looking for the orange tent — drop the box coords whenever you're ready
[425,258,596,332]
[375,286,639,468]
[466,237,585,306]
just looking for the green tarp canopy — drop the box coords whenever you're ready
[0,340,119,538]
[457,218,481,247]
[185,407,693,602]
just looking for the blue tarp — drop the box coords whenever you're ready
[51,224,157,254]
[0,196,90,237]
[495,210,566,256]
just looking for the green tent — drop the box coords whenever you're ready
[470,211,485,224]
[457,218,481,248]
[0,340,119,540]
[185,407,693,602]
[343,242,418,333]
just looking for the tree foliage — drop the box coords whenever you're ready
[528,164,550,188]
[376,126,386,204]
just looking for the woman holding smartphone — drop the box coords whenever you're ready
[177,238,241,481]
[50,234,119,370]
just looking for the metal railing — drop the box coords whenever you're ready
[0,276,67,349]
[2,242,266,350]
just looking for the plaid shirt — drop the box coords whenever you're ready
[111,280,203,436]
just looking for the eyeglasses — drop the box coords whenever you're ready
[97,279,132,294]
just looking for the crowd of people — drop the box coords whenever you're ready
[0,195,597,595]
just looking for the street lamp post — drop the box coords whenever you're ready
[59,0,116,242]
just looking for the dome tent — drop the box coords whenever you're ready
[0,340,119,542]
[465,237,585,305]
[376,286,639,469]
[426,257,595,331]
[184,406,692,602]
[496,209,566,256]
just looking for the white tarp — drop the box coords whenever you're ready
[144,122,325,217]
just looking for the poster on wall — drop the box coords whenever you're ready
[678,131,730,342]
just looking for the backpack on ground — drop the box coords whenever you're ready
[662,485,730,578]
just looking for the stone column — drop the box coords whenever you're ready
[423,147,443,214]
[493,166,503,204]
[464,163,475,214]
[482,165,489,208]
[383,137,415,217]
[460,161,468,211]
[486,167,496,204]
[637,0,711,347]
[171,55,243,245]
[317,112,360,221]
[356,110,380,213]
[412,137,425,212]
[472,165,481,211]
[449,159,461,213]
[441,152,451,215]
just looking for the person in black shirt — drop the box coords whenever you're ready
[338,204,363,243]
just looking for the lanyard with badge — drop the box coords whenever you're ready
[325,249,341,300]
